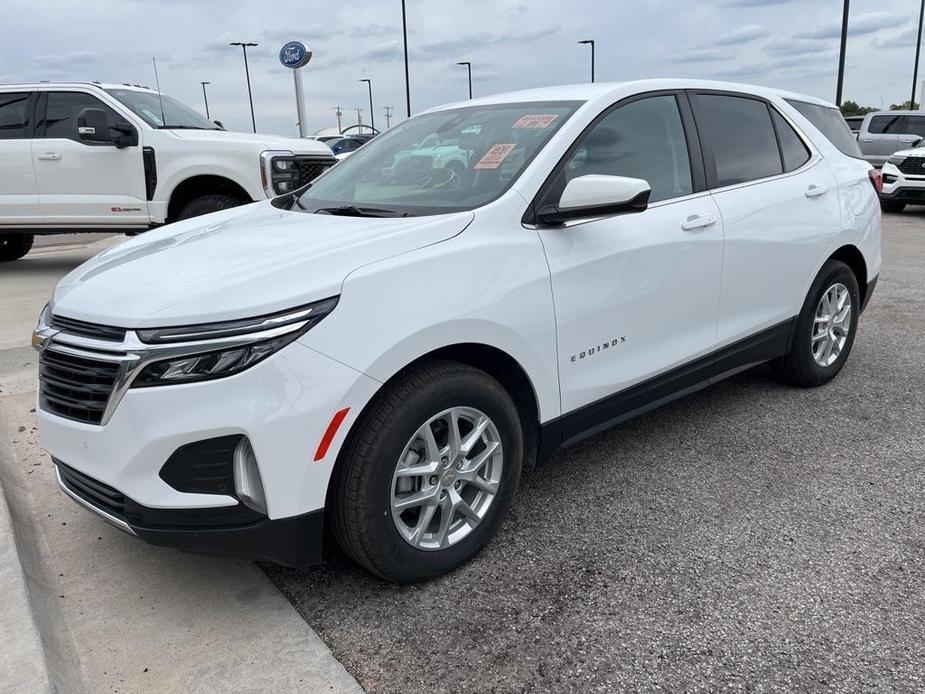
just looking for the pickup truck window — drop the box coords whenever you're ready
[868,115,904,135]
[0,92,31,139]
[38,92,121,141]
[106,89,220,130]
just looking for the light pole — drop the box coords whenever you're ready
[200,81,211,119]
[356,108,364,133]
[578,39,595,83]
[384,106,393,129]
[229,41,258,132]
[401,0,411,117]
[835,0,849,106]
[334,105,343,134]
[360,79,375,134]
[912,0,925,109]
[457,61,472,99]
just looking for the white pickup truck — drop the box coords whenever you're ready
[0,82,335,261]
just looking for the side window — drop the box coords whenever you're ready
[561,95,693,203]
[868,115,903,135]
[38,92,121,142]
[901,115,925,137]
[695,94,782,187]
[771,110,810,172]
[0,92,32,139]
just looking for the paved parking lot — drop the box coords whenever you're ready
[267,212,925,693]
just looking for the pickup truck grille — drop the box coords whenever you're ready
[39,350,119,424]
[896,156,925,175]
[295,155,335,185]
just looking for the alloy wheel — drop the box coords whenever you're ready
[812,282,852,367]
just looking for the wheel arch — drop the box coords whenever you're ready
[325,342,544,513]
[828,244,868,305]
[166,174,252,222]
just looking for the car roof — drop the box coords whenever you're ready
[420,79,836,114]
[865,110,925,116]
[0,81,157,93]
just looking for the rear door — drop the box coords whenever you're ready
[860,114,904,166]
[0,91,39,226]
[33,90,147,227]
[690,91,841,357]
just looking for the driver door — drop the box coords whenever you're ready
[534,92,725,438]
[33,90,147,226]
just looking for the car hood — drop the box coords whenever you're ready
[167,129,332,156]
[889,146,925,160]
[52,201,473,328]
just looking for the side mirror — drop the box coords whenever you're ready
[76,108,112,144]
[537,174,651,225]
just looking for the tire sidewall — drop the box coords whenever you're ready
[794,260,861,383]
[356,369,522,581]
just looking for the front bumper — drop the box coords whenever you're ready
[55,461,324,566]
[880,161,925,204]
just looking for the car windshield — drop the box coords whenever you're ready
[294,101,581,216]
[105,89,220,130]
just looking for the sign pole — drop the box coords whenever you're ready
[293,68,307,137]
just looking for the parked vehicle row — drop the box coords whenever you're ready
[34,79,880,583]
[0,82,336,261]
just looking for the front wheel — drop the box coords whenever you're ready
[175,194,245,221]
[0,233,34,261]
[776,259,860,387]
[330,361,523,583]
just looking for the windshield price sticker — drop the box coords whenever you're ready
[474,143,517,169]
[513,114,559,129]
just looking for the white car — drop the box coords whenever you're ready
[34,79,881,583]
[0,82,334,261]
[880,146,925,212]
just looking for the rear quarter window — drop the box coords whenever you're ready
[785,99,863,159]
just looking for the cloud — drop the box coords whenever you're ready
[763,38,830,57]
[668,47,737,64]
[796,12,907,40]
[872,26,920,49]
[714,24,770,46]
[724,0,795,6]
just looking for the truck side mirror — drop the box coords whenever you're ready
[76,108,113,144]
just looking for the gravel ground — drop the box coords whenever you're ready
[266,211,925,694]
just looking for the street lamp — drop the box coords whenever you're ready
[457,61,472,99]
[912,0,925,109]
[200,81,211,119]
[229,41,258,132]
[835,0,849,106]
[578,39,595,83]
[401,0,411,117]
[360,79,375,134]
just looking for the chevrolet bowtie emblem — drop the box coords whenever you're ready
[32,329,58,352]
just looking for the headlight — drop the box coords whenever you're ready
[260,151,335,197]
[131,297,337,387]
[887,155,906,166]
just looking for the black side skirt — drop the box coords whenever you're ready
[538,317,796,456]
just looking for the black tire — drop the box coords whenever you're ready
[175,194,245,221]
[776,259,861,388]
[0,233,34,262]
[330,360,523,583]
[880,199,905,214]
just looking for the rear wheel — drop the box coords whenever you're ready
[0,233,34,261]
[776,259,860,387]
[880,199,905,213]
[330,361,523,583]
[176,194,245,221]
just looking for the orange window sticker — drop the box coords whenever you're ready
[474,143,517,170]
[513,114,559,129]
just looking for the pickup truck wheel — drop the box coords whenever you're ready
[775,259,860,388]
[880,200,905,213]
[330,360,523,583]
[176,194,244,221]
[0,233,34,261]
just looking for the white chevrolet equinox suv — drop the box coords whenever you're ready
[34,80,881,583]
[0,82,334,261]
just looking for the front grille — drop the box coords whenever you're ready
[56,461,126,520]
[896,156,925,175]
[50,314,126,342]
[39,350,119,424]
[295,155,335,185]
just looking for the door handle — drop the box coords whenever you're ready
[37,152,61,160]
[805,184,829,198]
[680,214,717,231]
[861,138,873,142]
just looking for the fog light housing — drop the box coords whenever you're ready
[234,438,267,515]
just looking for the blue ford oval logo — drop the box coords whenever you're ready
[279,41,311,69]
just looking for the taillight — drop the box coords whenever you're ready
[869,168,883,194]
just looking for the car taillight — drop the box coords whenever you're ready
[869,168,883,194]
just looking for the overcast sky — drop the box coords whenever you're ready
[3,0,923,136]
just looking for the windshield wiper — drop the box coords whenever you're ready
[157,125,220,130]
[313,205,406,218]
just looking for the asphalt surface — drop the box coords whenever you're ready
[267,211,925,694]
